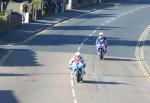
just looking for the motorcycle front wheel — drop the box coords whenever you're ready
[99,49,104,60]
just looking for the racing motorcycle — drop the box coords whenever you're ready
[96,40,106,60]
[71,61,84,83]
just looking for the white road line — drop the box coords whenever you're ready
[72,89,76,97]
[105,20,111,24]
[129,10,134,13]
[71,9,91,13]
[96,26,100,29]
[122,13,128,16]
[71,80,74,87]
[21,31,42,44]
[92,30,97,34]
[74,99,78,103]
[84,38,88,42]
[77,47,81,51]
[89,33,93,36]
[101,24,105,26]
[81,42,84,47]
[6,44,14,46]
[118,15,121,18]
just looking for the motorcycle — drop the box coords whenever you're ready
[96,40,106,60]
[71,61,84,83]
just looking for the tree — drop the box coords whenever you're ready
[31,0,42,20]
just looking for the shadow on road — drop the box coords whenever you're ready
[49,25,120,30]
[0,49,42,67]
[0,73,29,76]
[23,34,150,47]
[0,90,19,103]
[82,80,126,85]
[104,57,137,61]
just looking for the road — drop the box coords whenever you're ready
[0,0,150,103]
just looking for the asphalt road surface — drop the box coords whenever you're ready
[0,0,150,103]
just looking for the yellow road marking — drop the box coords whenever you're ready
[135,25,150,81]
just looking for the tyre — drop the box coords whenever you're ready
[76,70,80,83]
[99,49,104,60]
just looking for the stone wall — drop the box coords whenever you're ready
[8,13,22,29]
[0,13,22,32]
[6,2,32,14]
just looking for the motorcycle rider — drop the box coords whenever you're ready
[69,52,86,75]
[96,32,108,53]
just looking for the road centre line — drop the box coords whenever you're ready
[74,99,78,103]
[72,89,76,97]
[92,30,97,34]
[77,47,81,51]
[129,10,134,13]
[71,80,74,87]
[84,38,88,42]
[89,33,93,36]
[96,26,101,29]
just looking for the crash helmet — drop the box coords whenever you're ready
[75,52,80,57]
[98,32,104,39]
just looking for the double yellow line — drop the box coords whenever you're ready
[135,25,150,81]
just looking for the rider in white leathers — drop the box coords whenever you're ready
[69,52,86,75]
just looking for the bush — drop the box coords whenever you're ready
[0,11,5,16]
[0,16,5,23]
[0,11,5,23]
[32,0,41,5]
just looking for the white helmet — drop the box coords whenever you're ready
[99,32,104,39]
[75,52,80,56]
